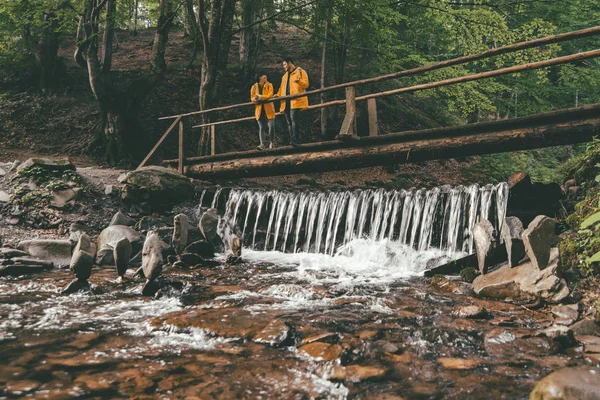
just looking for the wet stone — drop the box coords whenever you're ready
[452,305,490,319]
[253,319,290,346]
[530,366,600,400]
[298,342,343,361]
[552,304,579,326]
[578,336,600,354]
[570,319,600,336]
[5,379,41,394]
[344,365,388,382]
[300,332,339,345]
[437,357,481,370]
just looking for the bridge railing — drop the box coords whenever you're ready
[138,26,600,173]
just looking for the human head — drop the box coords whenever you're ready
[256,73,268,85]
[282,57,295,72]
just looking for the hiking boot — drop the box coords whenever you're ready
[256,144,265,151]
[269,142,274,149]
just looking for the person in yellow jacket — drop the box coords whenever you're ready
[275,57,309,147]
[251,73,276,150]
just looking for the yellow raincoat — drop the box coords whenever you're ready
[251,82,276,120]
[277,67,309,112]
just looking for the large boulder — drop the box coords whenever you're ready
[522,215,556,270]
[472,219,506,275]
[16,157,75,173]
[96,225,143,265]
[199,208,219,242]
[121,166,194,211]
[530,366,600,400]
[472,247,569,303]
[17,239,72,267]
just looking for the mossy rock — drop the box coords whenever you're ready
[123,166,194,211]
[459,267,479,283]
[16,157,75,173]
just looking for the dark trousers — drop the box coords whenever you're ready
[284,107,300,145]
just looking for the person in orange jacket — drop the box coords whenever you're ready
[275,57,309,147]
[251,73,276,150]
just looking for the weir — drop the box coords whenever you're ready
[211,182,509,256]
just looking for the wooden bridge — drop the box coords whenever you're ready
[140,26,600,179]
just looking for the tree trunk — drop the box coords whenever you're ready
[37,11,60,92]
[76,0,171,164]
[134,0,139,34]
[183,0,200,39]
[320,20,328,138]
[152,0,174,73]
[239,0,262,84]
[197,0,238,155]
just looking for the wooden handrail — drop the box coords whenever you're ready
[184,48,600,129]
[158,25,600,121]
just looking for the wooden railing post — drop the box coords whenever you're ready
[211,125,216,156]
[178,119,184,174]
[335,86,360,140]
[367,98,379,137]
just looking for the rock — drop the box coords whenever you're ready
[437,357,480,370]
[0,264,47,277]
[459,267,479,283]
[8,160,20,173]
[7,257,53,268]
[0,191,10,203]
[73,233,92,254]
[179,253,203,266]
[141,231,164,282]
[121,166,194,211]
[452,305,490,319]
[199,208,219,243]
[0,248,29,258]
[253,319,290,346]
[114,237,132,277]
[50,188,81,208]
[61,278,90,295]
[70,250,93,281]
[473,219,496,275]
[184,240,215,259]
[344,365,387,382]
[501,216,526,268]
[298,342,343,361]
[0,167,5,177]
[109,211,135,227]
[69,221,87,235]
[172,214,189,254]
[96,225,143,265]
[300,332,339,346]
[134,216,170,232]
[552,304,579,326]
[569,319,600,337]
[17,239,72,267]
[530,366,600,400]
[16,157,75,172]
[522,215,556,270]
[564,179,577,190]
[104,185,117,195]
[230,232,242,258]
[540,325,576,348]
[578,336,600,354]
[472,247,569,303]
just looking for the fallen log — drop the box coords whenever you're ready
[184,115,600,180]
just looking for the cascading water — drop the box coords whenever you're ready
[216,183,509,257]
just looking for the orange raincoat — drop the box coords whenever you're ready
[277,67,309,112]
[250,82,276,120]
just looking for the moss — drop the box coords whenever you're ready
[459,267,479,283]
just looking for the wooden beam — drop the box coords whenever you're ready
[211,125,216,156]
[367,98,378,137]
[158,26,600,120]
[137,115,181,169]
[178,120,184,174]
[186,117,600,180]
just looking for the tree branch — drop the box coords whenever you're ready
[232,0,319,35]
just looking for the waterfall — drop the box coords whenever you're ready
[216,183,509,256]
